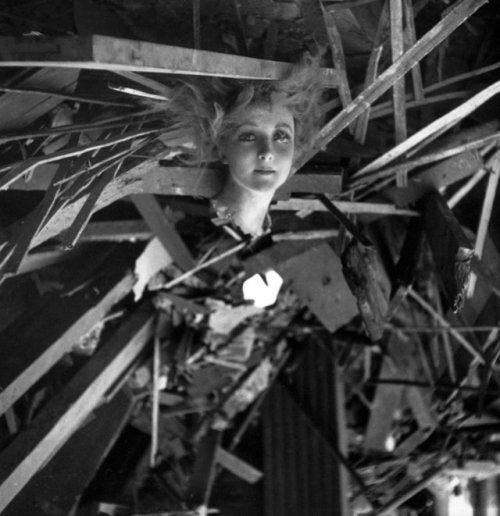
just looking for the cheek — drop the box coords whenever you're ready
[226,145,254,172]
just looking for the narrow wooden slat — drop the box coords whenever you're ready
[0,35,342,84]
[294,0,489,172]
[320,1,352,111]
[0,305,155,513]
[390,0,408,187]
[0,68,79,131]
[131,194,195,270]
[61,165,118,249]
[356,80,500,177]
[404,0,424,101]
[354,0,388,145]
[467,150,500,296]
[273,199,418,216]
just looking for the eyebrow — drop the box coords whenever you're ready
[236,121,294,131]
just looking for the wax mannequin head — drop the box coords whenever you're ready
[218,99,295,195]
[166,53,326,236]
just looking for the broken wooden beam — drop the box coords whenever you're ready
[0,35,342,84]
[294,0,490,171]
[356,80,500,177]
[0,304,155,513]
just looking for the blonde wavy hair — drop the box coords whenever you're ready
[167,53,327,170]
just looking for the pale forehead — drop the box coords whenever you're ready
[237,100,294,129]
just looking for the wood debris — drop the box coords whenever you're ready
[0,0,499,515]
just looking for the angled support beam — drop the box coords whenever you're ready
[130,194,195,271]
[0,304,155,513]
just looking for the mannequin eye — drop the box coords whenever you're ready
[274,129,292,143]
[238,132,256,142]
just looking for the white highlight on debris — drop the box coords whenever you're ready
[384,434,396,452]
[243,270,283,308]
[449,493,473,516]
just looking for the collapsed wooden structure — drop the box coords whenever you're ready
[0,0,499,514]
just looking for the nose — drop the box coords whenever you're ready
[258,140,274,162]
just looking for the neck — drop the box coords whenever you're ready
[213,178,274,236]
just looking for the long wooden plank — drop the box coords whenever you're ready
[0,35,341,83]
[0,247,137,416]
[356,80,500,177]
[0,304,155,513]
[293,0,489,171]
[2,389,134,516]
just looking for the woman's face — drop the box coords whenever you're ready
[220,100,295,194]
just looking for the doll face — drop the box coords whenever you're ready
[220,100,295,194]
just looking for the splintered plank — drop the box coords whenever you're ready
[294,0,489,172]
[2,389,134,516]
[0,68,79,131]
[0,35,341,83]
[419,190,474,313]
[355,80,500,177]
[0,305,155,513]
[0,247,138,416]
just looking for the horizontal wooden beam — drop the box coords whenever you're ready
[0,304,155,513]
[272,199,418,216]
[2,162,342,256]
[0,35,341,83]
